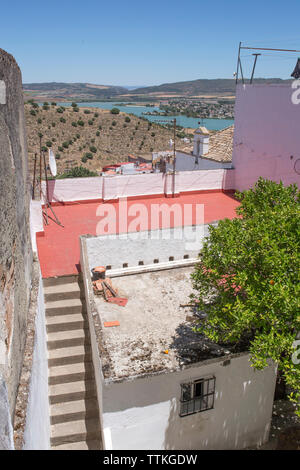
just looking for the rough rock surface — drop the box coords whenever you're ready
[0,48,32,415]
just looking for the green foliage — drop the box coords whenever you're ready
[51,102,56,106]
[125,116,131,123]
[62,141,69,149]
[88,120,93,125]
[84,109,91,114]
[58,166,97,178]
[89,146,97,153]
[72,121,77,127]
[112,120,117,126]
[110,107,120,115]
[30,109,36,116]
[56,107,64,113]
[82,152,93,160]
[60,117,66,123]
[77,120,84,126]
[71,102,77,108]
[191,178,300,414]
[45,141,52,147]
[55,153,61,160]
[37,118,42,124]
[96,131,100,136]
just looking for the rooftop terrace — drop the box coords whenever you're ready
[94,267,239,381]
[37,191,239,278]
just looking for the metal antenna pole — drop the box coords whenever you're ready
[173,118,176,197]
[250,53,261,84]
[39,134,42,198]
[235,42,242,84]
[32,152,37,200]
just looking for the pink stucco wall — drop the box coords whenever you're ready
[232,84,300,191]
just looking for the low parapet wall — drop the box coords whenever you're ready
[83,224,216,277]
[41,169,235,204]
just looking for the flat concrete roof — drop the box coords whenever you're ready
[94,266,236,381]
[37,192,239,278]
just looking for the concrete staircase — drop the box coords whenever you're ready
[44,275,102,450]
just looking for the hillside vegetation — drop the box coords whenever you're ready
[23,82,127,102]
[127,78,291,97]
[25,102,182,176]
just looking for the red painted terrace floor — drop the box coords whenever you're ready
[37,192,239,278]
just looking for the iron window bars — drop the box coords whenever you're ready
[180,376,216,417]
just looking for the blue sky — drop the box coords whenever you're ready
[2,0,300,86]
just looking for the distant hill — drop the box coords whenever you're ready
[23,82,128,102]
[127,78,292,97]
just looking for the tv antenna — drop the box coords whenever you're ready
[156,118,177,197]
[32,134,63,227]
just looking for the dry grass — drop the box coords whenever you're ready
[25,104,189,176]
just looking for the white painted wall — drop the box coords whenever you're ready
[85,224,213,273]
[22,269,50,450]
[233,84,300,191]
[103,173,164,200]
[42,176,103,203]
[30,200,44,252]
[102,354,277,450]
[175,152,232,172]
[42,169,232,204]
[178,169,231,192]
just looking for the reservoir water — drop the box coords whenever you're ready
[56,102,234,131]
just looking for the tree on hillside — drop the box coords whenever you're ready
[190,178,300,414]
[110,107,120,115]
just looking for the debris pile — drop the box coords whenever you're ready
[92,266,128,307]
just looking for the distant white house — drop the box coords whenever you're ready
[153,126,234,172]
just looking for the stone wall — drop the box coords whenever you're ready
[0,48,33,416]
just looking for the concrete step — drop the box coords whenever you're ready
[48,345,92,366]
[50,418,100,446]
[46,298,85,317]
[46,314,88,333]
[43,275,79,288]
[47,329,90,350]
[52,440,101,450]
[44,282,82,302]
[50,398,98,424]
[49,380,96,404]
[49,362,94,385]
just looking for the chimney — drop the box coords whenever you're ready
[193,126,210,157]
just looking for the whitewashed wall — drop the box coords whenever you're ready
[85,225,214,273]
[30,200,43,252]
[42,169,233,204]
[42,176,103,203]
[175,152,232,172]
[22,269,50,450]
[233,84,300,191]
[102,354,277,450]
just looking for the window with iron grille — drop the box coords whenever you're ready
[180,376,215,417]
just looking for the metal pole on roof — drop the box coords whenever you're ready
[235,42,242,84]
[240,46,300,53]
[250,53,261,84]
